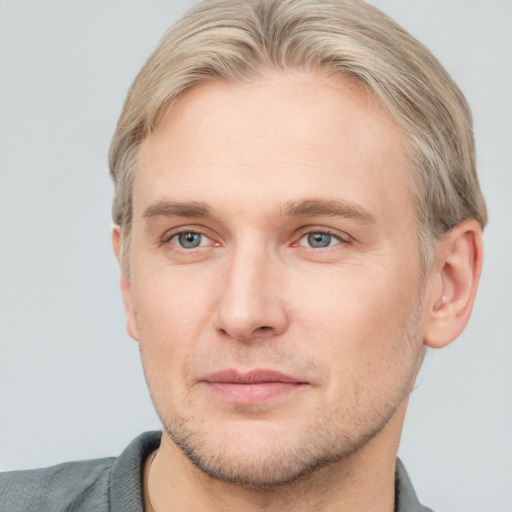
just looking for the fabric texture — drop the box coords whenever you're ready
[0,431,433,511]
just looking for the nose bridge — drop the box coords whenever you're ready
[214,237,288,341]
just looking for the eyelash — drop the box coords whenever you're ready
[161,227,351,251]
[161,228,215,249]
[294,228,351,249]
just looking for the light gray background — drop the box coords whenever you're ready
[0,1,510,511]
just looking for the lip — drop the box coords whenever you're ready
[200,369,308,405]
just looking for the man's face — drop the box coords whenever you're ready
[122,72,428,486]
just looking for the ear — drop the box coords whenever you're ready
[112,226,140,342]
[423,219,483,349]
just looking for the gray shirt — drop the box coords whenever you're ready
[0,431,433,511]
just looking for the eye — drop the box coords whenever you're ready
[298,231,343,248]
[170,231,211,249]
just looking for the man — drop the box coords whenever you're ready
[0,0,487,511]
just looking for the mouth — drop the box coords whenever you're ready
[199,369,308,405]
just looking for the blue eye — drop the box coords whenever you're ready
[299,232,341,248]
[172,232,206,249]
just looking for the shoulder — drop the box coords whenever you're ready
[0,457,115,512]
[0,431,162,512]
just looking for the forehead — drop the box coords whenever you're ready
[135,72,413,225]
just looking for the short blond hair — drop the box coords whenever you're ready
[109,0,487,273]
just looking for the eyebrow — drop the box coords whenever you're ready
[142,198,375,223]
[143,200,212,220]
[282,199,375,223]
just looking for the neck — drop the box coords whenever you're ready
[144,401,407,512]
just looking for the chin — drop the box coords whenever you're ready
[162,408,391,488]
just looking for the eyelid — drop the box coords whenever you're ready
[161,226,218,247]
[159,225,352,250]
[292,226,353,246]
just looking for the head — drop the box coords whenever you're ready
[110,0,486,488]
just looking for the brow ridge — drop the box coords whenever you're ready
[143,200,212,220]
[282,199,375,223]
[142,198,375,224]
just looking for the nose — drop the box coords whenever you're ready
[213,245,289,342]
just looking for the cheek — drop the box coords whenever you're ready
[294,274,424,422]
[133,281,204,413]
[135,265,215,329]
[131,269,218,380]
[293,266,422,372]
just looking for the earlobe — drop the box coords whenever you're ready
[112,226,140,342]
[423,219,483,349]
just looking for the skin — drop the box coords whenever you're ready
[114,71,483,512]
